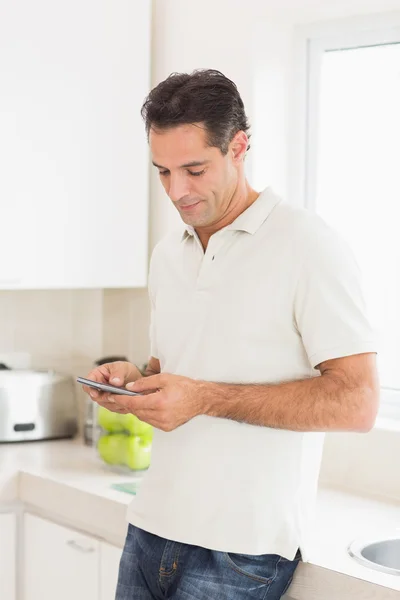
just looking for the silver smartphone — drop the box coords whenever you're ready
[76,376,142,396]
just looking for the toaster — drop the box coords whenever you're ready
[0,369,78,442]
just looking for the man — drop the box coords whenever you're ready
[84,69,379,600]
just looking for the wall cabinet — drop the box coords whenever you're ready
[0,0,151,289]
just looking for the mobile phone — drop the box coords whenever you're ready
[76,376,142,396]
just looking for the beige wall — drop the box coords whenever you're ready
[320,428,400,501]
[0,289,150,431]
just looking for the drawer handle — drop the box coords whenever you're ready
[67,540,95,553]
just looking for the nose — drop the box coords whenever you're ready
[168,173,190,204]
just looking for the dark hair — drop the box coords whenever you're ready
[141,69,251,154]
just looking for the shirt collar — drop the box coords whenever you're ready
[181,187,281,241]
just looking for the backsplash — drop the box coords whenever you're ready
[0,288,150,433]
[319,428,400,502]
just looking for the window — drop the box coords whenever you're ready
[305,26,400,418]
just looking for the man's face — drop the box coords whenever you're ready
[150,124,238,228]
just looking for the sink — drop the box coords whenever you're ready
[348,535,400,576]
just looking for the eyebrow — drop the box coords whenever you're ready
[152,160,210,170]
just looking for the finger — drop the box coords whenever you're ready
[99,394,127,407]
[83,368,111,399]
[103,405,130,414]
[126,374,164,393]
[95,397,130,414]
[104,362,131,387]
[112,390,162,412]
[102,361,143,387]
[83,363,130,399]
[96,402,127,413]
[82,385,104,400]
[82,384,97,398]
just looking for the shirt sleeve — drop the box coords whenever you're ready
[294,224,378,369]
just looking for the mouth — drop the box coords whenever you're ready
[179,201,201,211]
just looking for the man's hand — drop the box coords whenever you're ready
[106,373,205,431]
[82,361,143,414]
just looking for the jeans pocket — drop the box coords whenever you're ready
[224,552,281,585]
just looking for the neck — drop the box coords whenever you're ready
[196,181,259,250]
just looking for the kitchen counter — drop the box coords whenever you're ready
[0,438,136,547]
[1,438,399,599]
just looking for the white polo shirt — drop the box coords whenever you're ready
[127,187,377,560]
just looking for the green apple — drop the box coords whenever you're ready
[97,433,127,465]
[124,435,152,471]
[98,407,124,433]
[140,426,154,444]
[120,413,153,438]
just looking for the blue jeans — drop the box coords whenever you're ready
[115,524,301,600]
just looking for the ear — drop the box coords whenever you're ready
[230,131,248,164]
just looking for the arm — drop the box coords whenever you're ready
[120,352,379,433]
[202,352,379,433]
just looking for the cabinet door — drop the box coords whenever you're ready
[23,513,99,600]
[100,542,122,600]
[0,513,16,600]
[0,0,150,289]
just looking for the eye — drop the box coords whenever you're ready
[159,170,170,177]
[188,169,206,177]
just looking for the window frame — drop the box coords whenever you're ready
[292,13,400,422]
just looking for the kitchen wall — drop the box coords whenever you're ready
[0,289,150,427]
[1,0,399,450]
[320,427,400,501]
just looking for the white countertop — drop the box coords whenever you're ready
[0,438,135,547]
[308,486,400,592]
[1,438,400,595]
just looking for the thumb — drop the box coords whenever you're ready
[107,362,130,386]
[126,373,163,392]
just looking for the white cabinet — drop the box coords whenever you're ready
[0,513,16,600]
[100,541,122,600]
[23,513,124,600]
[23,513,99,600]
[0,0,151,289]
